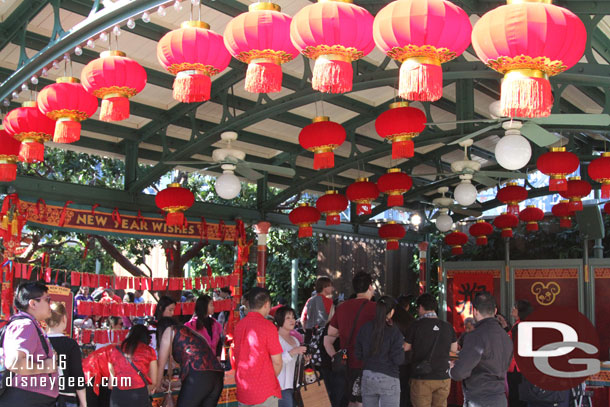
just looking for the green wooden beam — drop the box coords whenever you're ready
[0,0,48,55]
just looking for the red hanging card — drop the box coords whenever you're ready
[13,263,21,279]
[230,274,239,287]
[91,302,102,316]
[23,265,33,280]
[133,278,141,290]
[71,272,80,286]
[110,303,121,316]
[152,278,163,291]
[128,277,134,289]
[173,303,182,316]
[184,278,193,290]
[143,278,152,291]
[126,303,136,317]
[182,302,195,316]
[136,303,145,317]
[82,329,92,344]
[103,303,112,317]
[146,303,155,316]
[77,301,92,316]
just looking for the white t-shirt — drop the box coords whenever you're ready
[277,334,300,390]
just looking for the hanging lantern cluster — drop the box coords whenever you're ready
[375,102,427,159]
[552,200,574,228]
[298,117,346,170]
[3,101,55,163]
[289,203,320,238]
[224,3,297,93]
[469,220,493,246]
[519,205,544,232]
[445,231,468,255]
[377,169,412,207]
[536,147,580,191]
[558,177,591,212]
[37,77,98,143]
[346,178,379,216]
[155,183,195,227]
[471,0,586,118]
[0,126,21,182]
[494,212,519,238]
[373,0,472,101]
[378,221,405,250]
[291,0,374,93]
[496,182,528,216]
[81,50,147,122]
[588,153,610,199]
[158,21,231,103]
[316,191,348,225]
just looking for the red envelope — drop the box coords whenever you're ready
[92,302,103,316]
[136,303,145,317]
[77,301,92,316]
[230,274,239,287]
[146,303,155,316]
[152,278,165,291]
[14,263,22,279]
[114,277,126,290]
[110,303,121,316]
[128,277,134,289]
[134,278,142,290]
[127,303,136,317]
[143,278,152,290]
[194,277,202,290]
[71,271,80,286]
[182,302,195,316]
[184,278,193,290]
[103,303,112,317]
[82,329,92,344]
[173,303,182,316]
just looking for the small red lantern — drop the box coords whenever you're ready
[316,190,348,225]
[155,183,195,227]
[494,212,519,238]
[472,1,586,118]
[373,0,472,101]
[558,177,591,212]
[346,178,379,216]
[445,231,468,255]
[496,182,528,216]
[81,50,147,122]
[158,21,231,103]
[0,126,21,182]
[2,101,55,163]
[536,147,579,191]
[377,168,412,207]
[291,0,374,93]
[223,3,297,93]
[375,102,427,159]
[378,221,405,250]
[519,205,544,232]
[588,152,610,199]
[289,203,321,238]
[552,200,574,228]
[604,202,610,216]
[469,220,493,246]
[37,77,99,143]
[298,117,346,170]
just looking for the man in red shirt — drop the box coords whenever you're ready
[234,287,283,407]
[324,272,377,407]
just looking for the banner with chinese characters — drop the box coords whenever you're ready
[449,271,497,333]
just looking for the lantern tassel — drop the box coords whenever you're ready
[19,141,44,163]
[245,61,282,93]
[451,246,463,255]
[356,203,372,216]
[298,226,312,238]
[54,120,81,144]
[569,200,583,211]
[173,72,212,103]
[313,151,334,170]
[325,214,340,226]
[501,229,513,238]
[312,57,353,94]
[501,72,552,118]
[398,58,442,102]
[387,241,399,251]
[559,218,572,228]
[526,222,539,232]
[166,212,185,227]
[387,194,403,207]
[476,236,487,246]
[392,139,414,159]
[100,97,130,122]
[0,164,17,182]
[603,184,610,199]
[549,177,568,192]
[507,204,520,216]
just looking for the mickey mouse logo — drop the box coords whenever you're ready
[530,281,561,306]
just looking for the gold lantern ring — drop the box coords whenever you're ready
[387,132,419,142]
[14,132,52,143]
[162,206,191,213]
[385,189,408,195]
[486,55,566,76]
[93,86,138,99]
[0,155,17,165]
[236,49,294,65]
[167,63,219,76]
[301,45,363,61]
[46,109,90,122]
[387,45,455,64]
[310,144,339,154]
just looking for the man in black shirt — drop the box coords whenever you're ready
[449,292,513,407]
[404,294,457,407]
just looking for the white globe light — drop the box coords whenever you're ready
[436,213,453,232]
[495,134,532,170]
[489,100,503,119]
[215,171,241,200]
[454,181,478,206]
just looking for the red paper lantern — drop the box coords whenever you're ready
[375,102,427,159]
[298,117,346,170]
[2,101,55,163]
[469,220,493,246]
[0,126,20,182]
[81,50,147,122]
[290,0,374,94]
[445,230,468,255]
[558,177,591,212]
[316,190,348,225]
[472,1,586,118]
[377,168,412,207]
[496,182,528,216]
[379,221,406,250]
[37,77,98,143]
[223,3,297,93]
[155,183,195,226]
[519,205,544,232]
[604,202,610,216]
[289,203,320,238]
[158,21,231,103]
[536,147,579,191]
[494,212,519,238]
[373,0,472,101]
[588,152,610,199]
[552,200,574,228]
[346,178,379,216]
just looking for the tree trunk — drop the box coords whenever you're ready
[93,235,148,277]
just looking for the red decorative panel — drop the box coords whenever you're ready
[595,268,610,362]
[514,268,579,311]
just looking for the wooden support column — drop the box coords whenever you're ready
[254,221,271,287]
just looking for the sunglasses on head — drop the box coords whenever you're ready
[33,296,52,304]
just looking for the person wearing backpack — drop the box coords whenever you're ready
[0,282,58,407]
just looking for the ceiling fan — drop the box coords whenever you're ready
[423,186,483,220]
[163,131,296,181]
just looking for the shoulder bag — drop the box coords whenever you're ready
[412,325,439,377]
[294,356,331,407]
[331,301,368,373]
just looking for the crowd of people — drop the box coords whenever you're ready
[0,274,582,407]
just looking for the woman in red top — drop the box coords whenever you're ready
[108,325,158,407]
[184,295,223,357]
